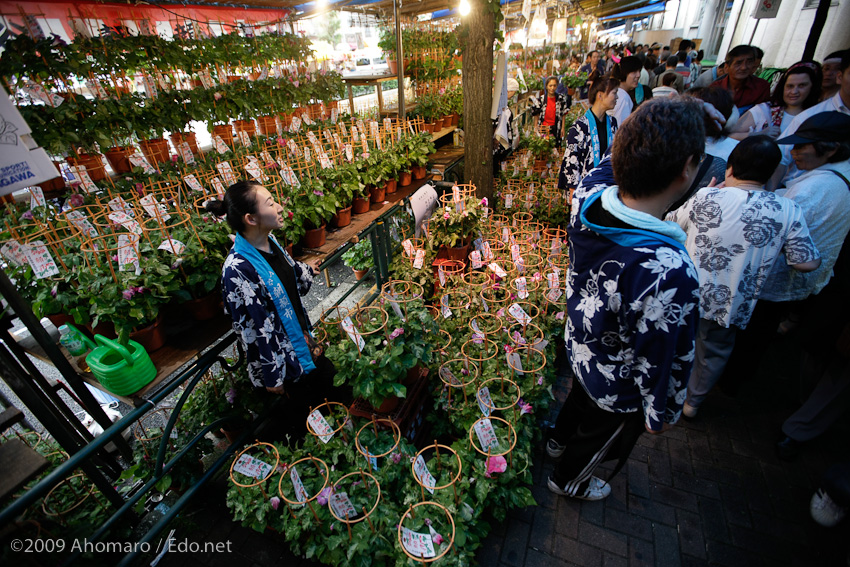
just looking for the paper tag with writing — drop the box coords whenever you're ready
[290,466,309,502]
[488,263,507,279]
[439,365,461,385]
[508,303,531,326]
[116,234,140,272]
[387,292,405,321]
[413,455,436,494]
[68,166,98,193]
[341,316,366,350]
[329,492,357,519]
[108,211,142,235]
[210,176,226,196]
[510,244,522,264]
[531,338,549,353]
[1,240,28,266]
[550,238,561,256]
[158,238,185,255]
[546,287,563,302]
[438,266,446,287]
[547,271,559,289]
[402,528,436,559]
[333,132,343,152]
[244,159,265,181]
[302,112,313,126]
[307,409,334,443]
[216,162,237,186]
[440,294,452,319]
[331,108,338,124]
[471,318,484,342]
[184,174,204,192]
[507,350,524,375]
[238,130,252,148]
[344,144,354,161]
[482,241,494,262]
[140,194,171,222]
[233,454,273,480]
[129,152,156,175]
[502,227,511,244]
[477,386,494,416]
[278,162,301,187]
[515,277,528,299]
[178,142,195,164]
[505,194,513,208]
[413,249,425,269]
[402,239,415,257]
[290,116,302,132]
[473,419,501,451]
[23,81,64,106]
[469,250,483,269]
[64,210,98,238]
[23,241,58,279]
[515,256,526,275]
[323,128,333,145]
[351,125,360,143]
[318,149,333,170]
[198,69,214,89]
[383,117,393,132]
[28,186,46,208]
[340,121,348,136]
[213,135,230,154]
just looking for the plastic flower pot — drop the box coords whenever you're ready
[386,179,397,194]
[399,171,412,187]
[332,206,353,228]
[66,153,107,181]
[303,225,327,249]
[353,197,371,214]
[139,138,170,166]
[184,291,222,321]
[370,184,386,204]
[129,315,166,352]
[412,165,427,180]
[104,146,134,173]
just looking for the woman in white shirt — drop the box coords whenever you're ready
[690,85,739,162]
[730,62,823,141]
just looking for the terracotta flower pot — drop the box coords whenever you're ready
[326,100,339,112]
[451,113,460,126]
[376,396,399,414]
[386,179,397,194]
[421,123,433,133]
[220,427,244,445]
[46,313,75,330]
[104,146,134,173]
[442,115,453,126]
[233,119,256,138]
[434,118,444,131]
[399,171,412,187]
[352,197,370,214]
[444,243,471,263]
[66,153,107,181]
[303,225,326,249]
[87,320,116,340]
[130,315,166,352]
[309,103,324,120]
[170,132,200,155]
[388,59,398,75]
[38,161,66,194]
[139,138,170,166]
[257,115,278,136]
[212,124,234,147]
[369,184,386,204]
[279,112,293,127]
[412,165,427,180]
[184,291,222,321]
[353,269,368,281]
[332,206,352,228]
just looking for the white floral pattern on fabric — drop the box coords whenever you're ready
[668,187,818,328]
[558,114,618,191]
[566,181,699,432]
[222,248,315,389]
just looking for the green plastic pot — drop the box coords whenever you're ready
[85,335,157,396]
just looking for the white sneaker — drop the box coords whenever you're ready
[682,403,698,419]
[548,476,611,501]
[811,489,848,527]
[546,439,566,458]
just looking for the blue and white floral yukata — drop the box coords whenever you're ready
[222,236,316,389]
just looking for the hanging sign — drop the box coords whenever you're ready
[753,0,782,18]
[307,409,335,443]
[1,240,28,266]
[23,241,59,279]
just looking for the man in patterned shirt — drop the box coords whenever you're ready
[547,98,704,501]
[668,136,821,418]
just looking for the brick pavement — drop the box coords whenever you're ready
[159,336,850,567]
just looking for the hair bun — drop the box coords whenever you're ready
[204,198,227,217]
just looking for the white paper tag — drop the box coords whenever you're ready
[184,174,204,192]
[108,211,142,236]
[473,419,500,451]
[290,466,309,502]
[69,166,98,193]
[413,454,436,495]
[505,194,513,208]
[331,108,338,124]
[508,303,532,326]
[488,263,507,279]
[547,271,559,290]
[210,176,226,195]
[238,131,252,148]
[157,238,185,255]
[507,351,524,375]
[216,162,237,186]
[108,196,134,216]
[440,294,452,319]
[307,409,335,443]
[439,366,460,385]
[23,241,59,279]
[233,454,273,480]
[341,316,365,350]
[438,266,446,287]
[413,249,425,269]
[244,160,265,181]
[1,240,28,266]
[29,186,45,209]
[477,386,494,417]
[402,528,436,559]
[302,112,313,126]
[116,234,140,272]
[387,293,405,321]
[278,162,301,187]
[402,239,415,257]
[471,319,484,341]
[140,194,171,222]
[329,491,357,519]
[290,116,302,132]
[129,152,156,174]
[482,242,494,262]
[515,277,528,299]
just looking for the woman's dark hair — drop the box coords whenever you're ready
[611,56,643,81]
[769,61,823,109]
[204,180,262,234]
[644,56,657,71]
[812,141,850,163]
[662,72,678,87]
[688,85,734,138]
[727,136,781,184]
[612,97,705,199]
[588,77,620,104]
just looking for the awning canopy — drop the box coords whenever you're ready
[598,1,666,21]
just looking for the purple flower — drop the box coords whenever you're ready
[122,289,135,300]
[225,388,236,404]
[461,368,469,376]
[317,486,333,507]
[424,518,432,526]
[391,452,402,464]
[50,286,58,298]
[293,80,300,88]
[370,360,376,365]
[537,376,544,386]
[389,328,404,340]
[270,496,280,510]
[111,255,119,262]
[481,197,488,207]
[432,533,444,545]
[20,210,33,221]
[313,190,324,197]
[68,194,85,208]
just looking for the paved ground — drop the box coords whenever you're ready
[157,332,850,567]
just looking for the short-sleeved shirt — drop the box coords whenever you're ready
[669,187,818,328]
[711,74,771,112]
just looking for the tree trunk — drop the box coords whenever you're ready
[462,0,495,200]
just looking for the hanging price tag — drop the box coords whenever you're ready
[344,144,354,162]
[286,139,300,156]
[515,277,528,299]
[413,455,436,494]
[68,166,98,193]
[65,210,98,238]
[141,74,158,98]
[477,386,494,417]
[140,194,171,222]
[505,194,513,208]
[402,528,436,559]
[290,116,302,132]
[402,239,415,257]
[302,112,313,126]
[183,174,204,192]
[329,492,357,519]
[108,211,142,235]
[510,244,522,263]
[550,238,562,256]
[547,271,559,290]
[28,186,46,209]
[440,366,460,385]
[238,131,252,148]
[177,142,195,164]
[23,81,65,106]
[216,162,237,186]
[507,349,524,375]
[508,303,531,326]
[278,162,301,188]
[502,227,510,243]
[438,266,446,287]
[488,263,507,279]
[233,454,273,480]
[413,249,425,269]
[546,287,563,302]
[318,149,333,170]
[469,250,483,269]
[210,176,226,196]
[157,237,185,255]
[440,294,452,319]
[331,108,338,124]
[244,159,265,181]
[473,419,501,451]
[482,241,494,262]
[290,467,309,502]
[213,136,230,155]
[515,256,525,275]
[116,234,140,272]
[260,150,275,165]
[341,316,365,350]
[340,121,348,136]
[323,128,333,145]
[351,125,360,143]
[383,117,393,132]
[1,240,28,266]
[307,409,335,443]
[85,78,109,99]
[129,152,157,174]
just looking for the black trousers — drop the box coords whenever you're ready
[550,383,646,495]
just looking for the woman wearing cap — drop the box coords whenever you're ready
[559,77,620,197]
[206,180,338,439]
[530,76,571,146]
[730,62,823,141]
[608,56,652,127]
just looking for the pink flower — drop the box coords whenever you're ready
[532,272,543,282]
[462,211,468,217]
[443,212,450,220]
[225,388,236,404]
[389,327,404,340]
[287,211,294,219]
[391,452,402,464]
[20,210,33,221]
[122,289,135,300]
[370,360,376,365]
[277,136,285,145]
[480,197,488,207]
[214,92,223,100]
[518,398,533,415]
[496,308,505,318]
[485,455,507,477]
[313,190,324,196]
[432,533,444,545]
[317,486,333,507]
[555,312,565,320]
[111,255,119,262]
[68,193,85,208]
[537,375,544,386]
[270,496,280,510]
[503,344,514,353]
[293,80,300,88]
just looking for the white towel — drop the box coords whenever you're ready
[492,51,507,120]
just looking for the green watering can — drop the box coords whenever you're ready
[85,334,157,396]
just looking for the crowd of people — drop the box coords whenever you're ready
[535,44,850,524]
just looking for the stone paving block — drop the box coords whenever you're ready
[719,484,753,528]
[652,523,682,567]
[627,536,655,567]
[729,525,810,564]
[509,504,536,524]
[554,499,581,538]
[629,444,650,463]
[526,548,575,567]
[697,496,730,544]
[666,438,693,475]
[684,430,711,456]
[649,484,699,513]
[553,534,603,567]
[627,495,677,526]
[730,438,774,461]
[529,506,557,554]
[578,522,628,557]
[531,480,557,510]
[476,538,502,566]
[500,518,531,567]
[602,552,628,567]
[738,476,773,514]
[647,448,673,486]
[605,475,628,512]
[680,555,711,567]
[579,498,605,526]
[675,508,707,559]
[671,470,721,500]
[603,508,653,541]
[690,458,743,488]
[627,461,650,499]
[706,540,764,567]
[636,433,667,453]
[748,511,809,545]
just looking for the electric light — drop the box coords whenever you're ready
[459,0,471,16]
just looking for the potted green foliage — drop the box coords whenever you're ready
[341,239,373,280]
[427,194,484,261]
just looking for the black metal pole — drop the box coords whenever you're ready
[803,0,831,61]
[394,0,405,118]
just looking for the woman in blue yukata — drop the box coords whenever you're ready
[207,180,339,440]
[558,76,620,197]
